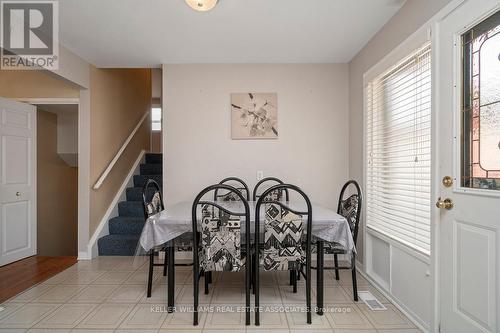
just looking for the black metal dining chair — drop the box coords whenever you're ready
[214,177,250,201]
[252,177,290,201]
[192,184,251,326]
[254,184,313,325]
[141,179,167,297]
[311,180,362,301]
[142,179,192,298]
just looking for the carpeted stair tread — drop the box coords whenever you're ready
[126,186,162,202]
[109,216,145,235]
[134,174,162,187]
[140,163,162,175]
[118,201,145,217]
[98,234,140,256]
[145,153,162,164]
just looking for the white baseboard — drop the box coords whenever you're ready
[355,260,429,333]
[78,150,146,260]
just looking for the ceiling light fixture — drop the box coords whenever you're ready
[185,0,218,12]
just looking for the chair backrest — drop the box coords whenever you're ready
[252,177,289,201]
[142,179,164,218]
[192,184,251,272]
[214,177,250,201]
[337,180,362,244]
[255,184,312,271]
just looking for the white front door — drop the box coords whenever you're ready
[435,1,500,332]
[0,97,36,266]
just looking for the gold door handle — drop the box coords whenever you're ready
[16,191,21,196]
[436,197,453,210]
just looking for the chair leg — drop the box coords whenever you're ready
[193,265,199,325]
[297,269,300,281]
[245,260,251,325]
[334,254,340,280]
[163,250,168,277]
[255,252,260,326]
[251,254,256,295]
[207,271,212,284]
[352,256,358,302]
[306,262,312,324]
[289,270,294,286]
[147,250,154,297]
[292,269,297,293]
[204,270,209,295]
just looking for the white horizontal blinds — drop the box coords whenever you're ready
[366,43,431,254]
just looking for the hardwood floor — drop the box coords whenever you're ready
[0,255,77,303]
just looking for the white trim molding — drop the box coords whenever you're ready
[79,149,146,260]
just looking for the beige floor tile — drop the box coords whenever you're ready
[284,305,331,329]
[322,286,354,304]
[176,284,213,304]
[289,329,334,333]
[72,259,120,271]
[27,329,71,332]
[118,303,168,329]
[252,307,288,329]
[34,303,97,329]
[60,271,106,285]
[259,286,282,304]
[325,303,373,330]
[0,303,61,329]
[203,305,247,329]
[279,286,315,304]
[68,285,117,303]
[333,329,377,333]
[139,285,182,304]
[113,328,158,333]
[33,286,84,303]
[92,271,134,285]
[41,270,76,285]
[112,258,149,271]
[253,271,278,286]
[159,330,201,333]
[213,271,246,285]
[124,270,159,285]
[358,304,415,330]
[76,303,134,329]
[376,329,422,333]
[70,329,114,333]
[337,271,369,286]
[0,329,27,333]
[162,309,206,329]
[7,285,54,303]
[106,285,146,303]
[0,303,24,321]
[211,286,245,304]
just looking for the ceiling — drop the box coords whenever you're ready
[59,0,405,67]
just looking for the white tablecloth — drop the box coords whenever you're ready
[139,200,356,254]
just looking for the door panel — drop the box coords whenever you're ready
[435,1,500,332]
[0,97,36,266]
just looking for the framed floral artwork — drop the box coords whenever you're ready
[231,93,278,139]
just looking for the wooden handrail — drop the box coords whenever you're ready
[93,111,150,190]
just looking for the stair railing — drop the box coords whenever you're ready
[93,110,150,190]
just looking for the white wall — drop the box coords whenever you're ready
[162,64,349,208]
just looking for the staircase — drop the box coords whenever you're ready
[97,153,162,256]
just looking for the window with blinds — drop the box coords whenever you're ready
[365,42,431,255]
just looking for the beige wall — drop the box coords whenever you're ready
[163,64,349,209]
[89,68,151,235]
[0,70,80,98]
[37,110,78,256]
[348,0,453,263]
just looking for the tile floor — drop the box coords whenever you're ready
[0,256,422,333]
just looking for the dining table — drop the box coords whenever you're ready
[139,200,356,315]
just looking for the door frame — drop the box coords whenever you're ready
[15,97,82,258]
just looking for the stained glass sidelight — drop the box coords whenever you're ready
[462,11,500,190]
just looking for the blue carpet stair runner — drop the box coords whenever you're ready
[97,153,162,255]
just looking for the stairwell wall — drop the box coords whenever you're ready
[89,68,152,236]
